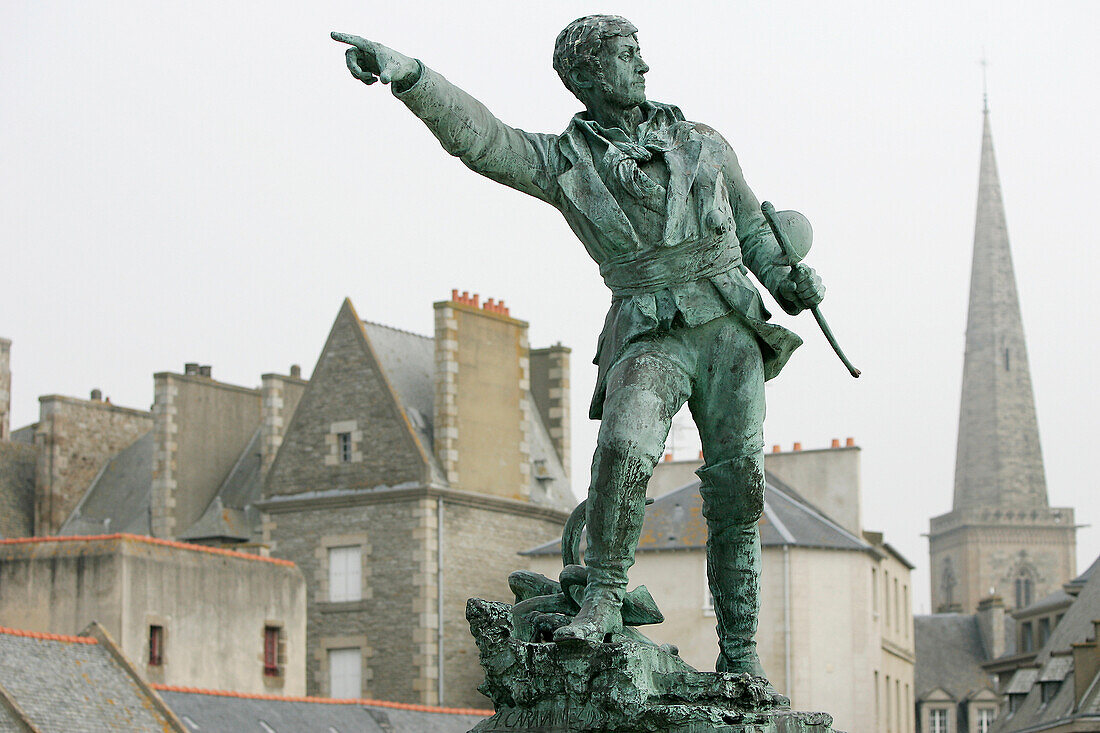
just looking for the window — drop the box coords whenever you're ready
[1015,575,1034,608]
[1041,681,1060,704]
[872,568,879,616]
[903,585,910,637]
[1039,616,1052,644]
[264,626,281,676]
[885,571,891,629]
[148,625,164,666]
[894,577,900,631]
[874,671,880,728]
[976,707,996,733]
[338,432,352,463]
[328,647,362,699]
[1021,621,1034,652]
[886,674,892,732]
[328,545,362,602]
[929,708,948,733]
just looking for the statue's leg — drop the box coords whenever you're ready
[687,316,768,678]
[554,342,690,644]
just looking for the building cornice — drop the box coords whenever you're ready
[258,484,571,524]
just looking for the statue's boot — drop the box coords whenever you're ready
[699,455,787,705]
[554,450,650,645]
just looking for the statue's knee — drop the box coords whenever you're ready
[697,455,765,530]
[597,389,673,464]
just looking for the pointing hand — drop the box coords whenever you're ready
[331,32,418,88]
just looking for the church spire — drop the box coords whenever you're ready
[952,103,1049,511]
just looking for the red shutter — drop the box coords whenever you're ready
[264,626,280,675]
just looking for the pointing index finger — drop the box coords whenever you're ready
[330,31,363,47]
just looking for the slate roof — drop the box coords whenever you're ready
[990,554,1100,732]
[0,626,181,732]
[0,441,35,539]
[181,428,262,542]
[159,687,489,733]
[60,431,153,536]
[915,614,998,700]
[362,320,575,511]
[523,470,873,556]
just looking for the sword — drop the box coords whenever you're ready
[761,201,861,378]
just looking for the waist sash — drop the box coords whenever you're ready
[599,237,742,298]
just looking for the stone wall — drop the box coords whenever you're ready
[0,338,10,441]
[529,344,571,481]
[0,535,305,695]
[929,518,1076,613]
[34,395,153,536]
[262,496,423,702]
[260,370,308,480]
[151,372,261,539]
[262,488,567,708]
[0,442,36,538]
[264,300,427,497]
[440,496,568,709]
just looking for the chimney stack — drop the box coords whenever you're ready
[90,389,103,402]
[434,291,530,499]
[290,364,301,379]
[0,338,10,441]
[184,363,200,376]
[198,365,212,378]
[529,342,571,481]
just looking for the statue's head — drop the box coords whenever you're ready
[553,15,647,109]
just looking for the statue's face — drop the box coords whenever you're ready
[594,34,648,108]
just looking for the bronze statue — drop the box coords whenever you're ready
[332,15,826,689]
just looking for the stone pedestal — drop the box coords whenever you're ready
[466,598,837,733]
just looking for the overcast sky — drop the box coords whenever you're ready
[3,1,1098,613]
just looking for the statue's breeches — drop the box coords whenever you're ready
[583,313,767,594]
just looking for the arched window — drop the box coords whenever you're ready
[1015,574,1034,609]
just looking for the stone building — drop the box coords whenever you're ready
[927,103,1076,618]
[0,534,307,695]
[915,103,1080,733]
[259,295,573,708]
[523,440,916,733]
[0,293,574,710]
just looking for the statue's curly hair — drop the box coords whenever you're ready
[553,15,638,101]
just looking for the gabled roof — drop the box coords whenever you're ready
[0,625,184,732]
[523,471,873,556]
[157,685,489,733]
[361,318,574,511]
[915,613,997,701]
[990,553,1100,731]
[60,430,153,536]
[362,320,447,486]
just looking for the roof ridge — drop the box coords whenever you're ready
[0,626,97,645]
[0,533,295,568]
[361,319,432,341]
[151,684,492,716]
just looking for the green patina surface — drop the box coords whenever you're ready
[333,15,843,730]
[465,598,837,733]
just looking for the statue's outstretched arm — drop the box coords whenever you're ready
[333,32,557,204]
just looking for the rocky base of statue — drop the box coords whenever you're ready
[465,598,838,733]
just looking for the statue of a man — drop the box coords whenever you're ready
[333,15,824,685]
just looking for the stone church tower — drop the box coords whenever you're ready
[928,103,1076,614]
